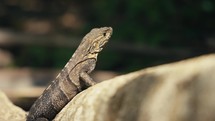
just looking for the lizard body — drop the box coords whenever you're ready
[26,27,112,121]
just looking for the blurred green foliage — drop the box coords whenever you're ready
[0,0,214,72]
[90,0,215,46]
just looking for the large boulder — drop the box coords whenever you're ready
[0,90,26,121]
[1,54,215,121]
[54,54,215,121]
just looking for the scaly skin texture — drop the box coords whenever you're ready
[26,27,113,121]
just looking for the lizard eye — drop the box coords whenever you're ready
[103,33,106,36]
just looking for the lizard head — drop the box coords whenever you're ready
[82,27,113,59]
[87,27,112,53]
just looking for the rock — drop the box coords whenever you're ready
[1,54,215,121]
[54,54,215,121]
[0,90,26,121]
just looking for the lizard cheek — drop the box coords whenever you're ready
[88,53,98,59]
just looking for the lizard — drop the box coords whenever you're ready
[26,27,113,121]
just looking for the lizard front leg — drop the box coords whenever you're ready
[80,71,97,86]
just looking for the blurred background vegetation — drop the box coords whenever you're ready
[0,0,214,72]
[0,0,215,111]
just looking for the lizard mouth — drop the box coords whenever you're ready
[98,39,109,52]
[100,40,108,48]
[105,28,112,39]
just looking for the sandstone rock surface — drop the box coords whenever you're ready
[54,54,215,121]
[0,90,26,121]
[1,54,215,121]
